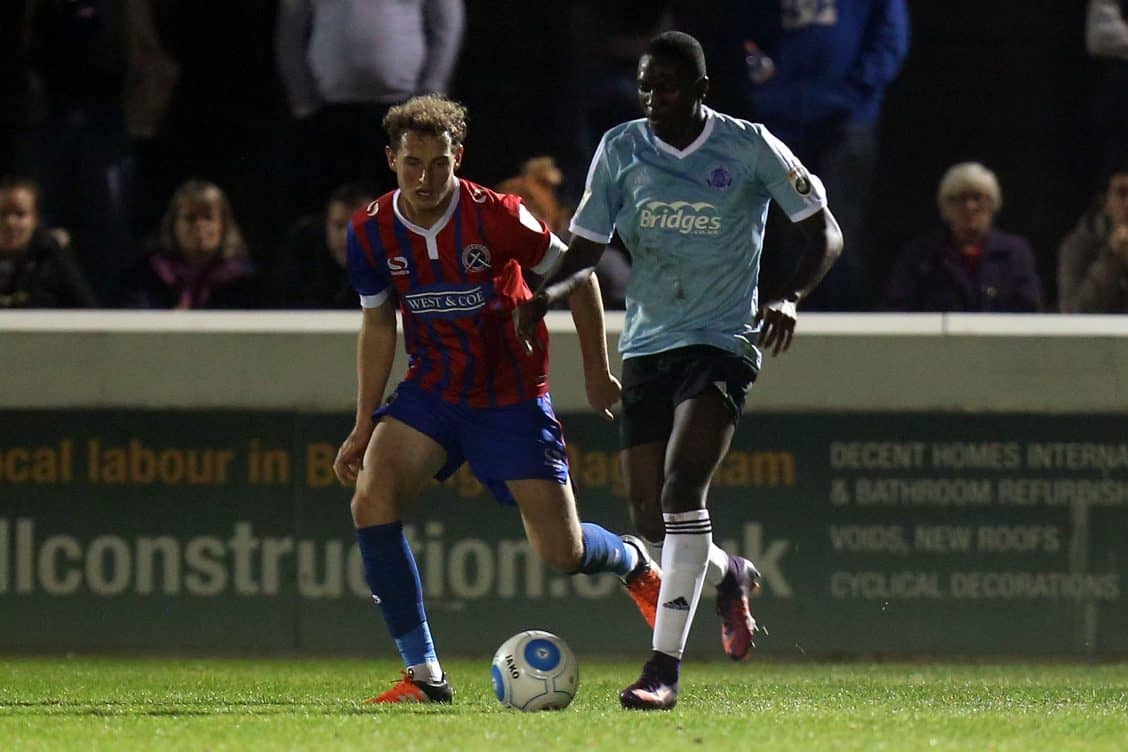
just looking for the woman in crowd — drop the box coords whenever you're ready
[882,162,1043,312]
[118,180,260,309]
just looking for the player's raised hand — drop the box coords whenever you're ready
[755,297,798,357]
[586,371,622,421]
[514,291,550,353]
[334,422,374,487]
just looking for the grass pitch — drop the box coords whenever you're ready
[1,658,1126,751]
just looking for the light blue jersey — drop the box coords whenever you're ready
[570,106,827,365]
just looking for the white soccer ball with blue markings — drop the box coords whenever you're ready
[490,630,579,711]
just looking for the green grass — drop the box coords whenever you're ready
[1,658,1126,751]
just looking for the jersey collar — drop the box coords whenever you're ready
[392,179,462,238]
[651,106,715,160]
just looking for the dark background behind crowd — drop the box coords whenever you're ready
[0,0,1122,313]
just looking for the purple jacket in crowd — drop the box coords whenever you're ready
[881,226,1044,312]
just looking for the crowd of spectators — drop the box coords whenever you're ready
[1,0,1126,314]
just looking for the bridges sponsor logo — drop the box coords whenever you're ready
[639,200,722,236]
[402,286,488,316]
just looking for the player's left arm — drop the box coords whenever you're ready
[757,208,844,356]
[566,273,620,420]
[754,125,844,355]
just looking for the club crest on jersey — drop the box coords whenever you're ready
[788,166,813,197]
[462,244,492,272]
[706,167,732,189]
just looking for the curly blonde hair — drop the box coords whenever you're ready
[383,95,469,150]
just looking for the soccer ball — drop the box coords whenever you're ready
[490,630,579,711]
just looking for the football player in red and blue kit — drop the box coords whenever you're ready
[333,95,661,705]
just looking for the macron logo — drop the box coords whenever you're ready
[662,596,691,611]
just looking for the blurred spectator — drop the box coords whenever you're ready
[496,157,568,235]
[561,2,674,200]
[272,183,377,309]
[1087,0,1128,170]
[0,177,98,308]
[882,162,1043,313]
[725,0,909,310]
[276,0,465,215]
[5,0,177,302]
[135,1,281,261]
[1058,164,1128,312]
[495,156,631,309]
[117,180,259,309]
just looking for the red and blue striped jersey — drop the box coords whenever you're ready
[346,179,563,408]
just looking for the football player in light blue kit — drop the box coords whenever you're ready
[518,31,843,710]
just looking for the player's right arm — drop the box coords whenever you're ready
[334,301,398,486]
[335,215,397,486]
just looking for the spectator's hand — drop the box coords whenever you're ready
[586,371,622,421]
[514,292,549,353]
[1110,224,1128,262]
[334,421,374,487]
[755,297,798,356]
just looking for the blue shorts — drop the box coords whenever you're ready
[373,382,570,505]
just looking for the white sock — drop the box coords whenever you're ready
[652,510,712,659]
[703,543,730,588]
[408,661,444,684]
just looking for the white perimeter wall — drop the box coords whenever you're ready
[2,311,1127,413]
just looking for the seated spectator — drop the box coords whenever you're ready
[882,162,1043,312]
[1058,164,1128,312]
[272,183,377,308]
[117,180,259,309]
[0,177,98,308]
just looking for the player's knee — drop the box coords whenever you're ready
[660,471,708,513]
[350,487,397,527]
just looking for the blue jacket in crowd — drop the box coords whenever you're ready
[729,0,910,136]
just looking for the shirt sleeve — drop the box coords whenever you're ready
[568,132,618,244]
[346,220,391,309]
[754,125,828,223]
[490,194,560,273]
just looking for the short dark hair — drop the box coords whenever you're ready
[647,31,707,80]
[383,95,469,150]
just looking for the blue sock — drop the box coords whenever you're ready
[576,522,637,576]
[355,522,438,667]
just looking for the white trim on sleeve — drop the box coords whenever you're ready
[531,233,567,276]
[568,223,613,245]
[787,200,827,223]
[360,290,390,308]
